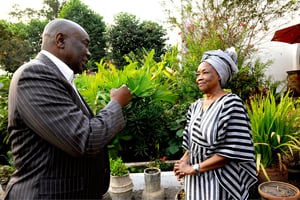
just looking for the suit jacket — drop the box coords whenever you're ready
[5,53,125,199]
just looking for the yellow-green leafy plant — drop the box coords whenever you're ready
[110,157,128,176]
[247,90,300,181]
[76,49,178,114]
[0,165,15,185]
[76,48,179,161]
[0,151,15,188]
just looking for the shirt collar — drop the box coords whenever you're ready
[41,50,75,84]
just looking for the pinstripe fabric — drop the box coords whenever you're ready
[5,53,125,199]
[182,93,257,200]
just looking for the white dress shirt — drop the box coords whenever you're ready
[41,50,89,113]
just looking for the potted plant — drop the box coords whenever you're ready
[175,188,185,200]
[108,157,133,200]
[258,181,300,200]
[283,149,300,188]
[247,90,300,182]
[0,151,15,192]
[0,164,15,191]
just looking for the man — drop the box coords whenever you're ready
[5,18,131,199]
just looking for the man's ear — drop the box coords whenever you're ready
[56,33,64,48]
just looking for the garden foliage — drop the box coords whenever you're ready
[107,12,168,69]
[76,48,182,161]
[163,0,300,101]
[59,0,107,71]
[247,90,300,172]
[0,75,11,165]
[109,157,128,176]
[1,0,300,165]
[0,21,32,73]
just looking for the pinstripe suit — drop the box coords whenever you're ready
[6,53,125,199]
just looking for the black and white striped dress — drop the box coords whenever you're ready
[182,93,257,200]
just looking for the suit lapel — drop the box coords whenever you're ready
[77,90,94,117]
[36,53,94,118]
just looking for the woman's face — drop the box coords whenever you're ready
[196,62,221,93]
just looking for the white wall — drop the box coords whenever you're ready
[253,19,300,91]
[258,42,299,82]
[0,69,6,75]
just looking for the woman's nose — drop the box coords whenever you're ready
[196,74,202,82]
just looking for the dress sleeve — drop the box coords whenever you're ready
[182,99,203,151]
[212,94,256,161]
[182,105,192,150]
[212,94,257,199]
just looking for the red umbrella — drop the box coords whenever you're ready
[271,23,300,44]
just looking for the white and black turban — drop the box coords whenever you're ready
[200,47,238,87]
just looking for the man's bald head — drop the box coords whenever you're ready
[41,18,88,51]
[40,18,91,74]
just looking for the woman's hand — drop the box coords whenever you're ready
[173,154,229,182]
[174,151,192,180]
[174,159,196,179]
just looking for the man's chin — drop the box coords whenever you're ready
[76,66,85,74]
[83,66,88,72]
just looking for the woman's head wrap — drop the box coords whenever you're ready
[200,47,238,87]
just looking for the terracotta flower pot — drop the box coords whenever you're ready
[257,167,288,183]
[258,181,300,200]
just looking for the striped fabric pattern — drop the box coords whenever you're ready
[182,93,257,200]
[6,53,125,199]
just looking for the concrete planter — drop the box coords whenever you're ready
[109,172,133,200]
[142,167,165,200]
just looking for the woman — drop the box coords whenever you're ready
[174,48,257,200]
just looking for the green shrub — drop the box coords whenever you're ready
[59,0,107,71]
[0,151,15,185]
[76,48,179,162]
[110,157,128,176]
[0,74,11,164]
[0,165,15,185]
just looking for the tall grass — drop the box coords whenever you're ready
[247,90,300,173]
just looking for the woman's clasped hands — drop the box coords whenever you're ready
[174,159,196,181]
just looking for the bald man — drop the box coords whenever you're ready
[6,18,131,199]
